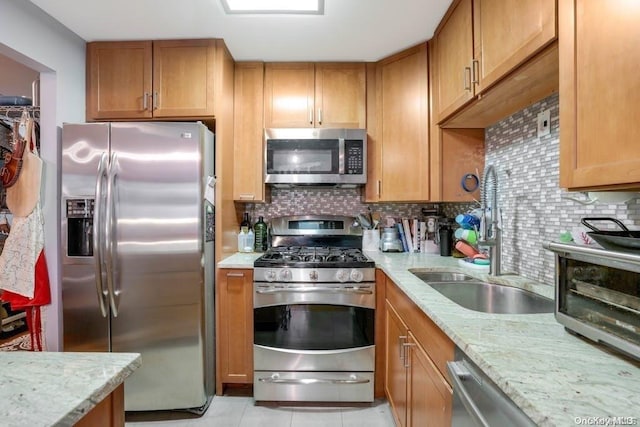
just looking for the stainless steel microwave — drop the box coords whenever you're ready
[264,128,367,187]
[545,242,640,361]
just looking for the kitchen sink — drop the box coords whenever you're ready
[428,281,554,314]
[408,269,476,283]
[408,269,554,314]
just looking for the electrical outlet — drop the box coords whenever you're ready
[537,109,551,137]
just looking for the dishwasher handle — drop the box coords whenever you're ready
[447,361,490,427]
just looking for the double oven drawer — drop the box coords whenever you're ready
[254,370,374,403]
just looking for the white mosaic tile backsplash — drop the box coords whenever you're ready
[485,92,640,286]
[242,92,640,287]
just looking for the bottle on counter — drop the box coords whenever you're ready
[244,228,255,253]
[254,216,268,252]
[237,229,247,252]
[240,212,251,233]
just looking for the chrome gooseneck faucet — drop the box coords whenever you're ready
[479,164,502,276]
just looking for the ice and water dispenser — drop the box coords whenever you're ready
[66,198,95,257]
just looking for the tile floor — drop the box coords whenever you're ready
[125,396,396,427]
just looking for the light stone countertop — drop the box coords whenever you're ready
[0,351,141,427]
[218,252,263,268]
[218,250,640,426]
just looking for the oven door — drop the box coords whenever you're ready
[253,282,375,402]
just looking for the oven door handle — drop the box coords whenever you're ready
[255,287,373,295]
[258,375,370,385]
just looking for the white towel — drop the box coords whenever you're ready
[0,203,44,299]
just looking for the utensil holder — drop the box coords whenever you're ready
[362,229,381,252]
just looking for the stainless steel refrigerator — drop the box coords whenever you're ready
[61,122,215,413]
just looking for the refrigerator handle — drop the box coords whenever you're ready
[94,152,108,317]
[105,152,119,317]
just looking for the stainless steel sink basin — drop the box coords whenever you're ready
[408,270,476,283]
[428,281,554,314]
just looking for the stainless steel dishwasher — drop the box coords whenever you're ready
[447,349,536,427]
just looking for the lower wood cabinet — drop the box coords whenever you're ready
[216,269,254,394]
[74,384,124,427]
[385,276,453,427]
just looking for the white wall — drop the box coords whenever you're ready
[0,54,39,96]
[1,0,86,350]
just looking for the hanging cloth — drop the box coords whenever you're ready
[6,117,41,216]
[0,204,50,351]
[0,113,50,351]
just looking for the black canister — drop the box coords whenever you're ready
[438,224,453,256]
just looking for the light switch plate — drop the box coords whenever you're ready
[537,109,551,137]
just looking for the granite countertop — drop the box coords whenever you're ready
[0,351,141,427]
[218,250,640,426]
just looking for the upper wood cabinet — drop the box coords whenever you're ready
[86,39,216,120]
[263,62,366,128]
[559,0,640,190]
[365,44,430,202]
[433,0,557,123]
[433,0,475,122]
[233,62,268,202]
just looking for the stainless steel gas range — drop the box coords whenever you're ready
[253,215,376,403]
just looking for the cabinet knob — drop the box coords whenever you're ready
[143,92,149,110]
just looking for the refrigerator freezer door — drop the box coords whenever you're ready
[109,122,208,411]
[61,123,111,352]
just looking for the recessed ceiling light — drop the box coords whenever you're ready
[221,0,324,15]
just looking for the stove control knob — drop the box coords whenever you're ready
[265,269,277,282]
[336,269,350,283]
[350,269,364,283]
[279,268,292,282]
[309,270,319,281]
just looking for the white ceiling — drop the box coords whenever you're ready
[28,0,452,62]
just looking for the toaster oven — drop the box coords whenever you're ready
[546,242,640,361]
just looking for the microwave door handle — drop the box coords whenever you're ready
[339,138,345,174]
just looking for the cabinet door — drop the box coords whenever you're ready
[474,0,556,92]
[379,44,430,202]
[433,0,474,122]
[560,0,640,190]
[234,62,267,202]
[86,41,153,120]
[152,39,216,118]
[406,333,452,427]
[315,63,366,128]
[385,301,409,427]
[216,269,254,392]
[264,63,315,128]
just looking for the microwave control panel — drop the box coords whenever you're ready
[345,140,364,175]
